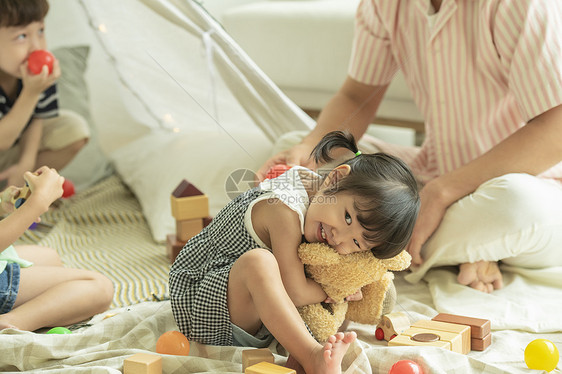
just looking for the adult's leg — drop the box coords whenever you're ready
[406,174,562,290]
[228,248,355,374]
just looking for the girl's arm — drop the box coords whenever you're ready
[0,167,63,251]
[254,200,327,307]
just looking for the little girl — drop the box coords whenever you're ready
[0,166,114,331]
[169,131,420,374]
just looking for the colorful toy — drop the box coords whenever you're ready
[296,242,411,342]
[167,179,211,262]
[432,313,491,351]
[376,312,411,341]
[46,326,72,334]
[524,339,559,372]
[11,183,31,208]
[389,360,424,374]
[155,330,190,356]
[28,50,55,75]
[123,353,162,374]
[62,179,75,198]
[265,164,292,180]
[245,361,296,374]
[242,348,275,372]
[388,320,470,354]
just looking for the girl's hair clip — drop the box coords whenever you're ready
[355,150,362,157]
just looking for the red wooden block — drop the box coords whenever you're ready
[172,179,203,198]
[432,313,491,339]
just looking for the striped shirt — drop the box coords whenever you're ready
[0,81,58,142]
[349,0,562,183]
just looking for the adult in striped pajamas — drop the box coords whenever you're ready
[258,0,562,293]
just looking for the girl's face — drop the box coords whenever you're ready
[303,166,374,255]
[0,21,47,79]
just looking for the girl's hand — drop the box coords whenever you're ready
[24,166,64,208]
[345,289,363,302]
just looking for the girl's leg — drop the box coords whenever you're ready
[0,245,114,331]
[228,248,355,374]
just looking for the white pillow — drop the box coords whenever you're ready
[111,129,271,242]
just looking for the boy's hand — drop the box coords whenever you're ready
[19,58,60,96]
[0,164,27,188]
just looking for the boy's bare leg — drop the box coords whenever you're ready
[35,139,88,171]
[457,261,503,293]
[228,249,356,374]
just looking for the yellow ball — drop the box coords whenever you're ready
[524,339,559,372]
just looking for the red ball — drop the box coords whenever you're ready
[156,331,190,356]
[61,179,75,198]
[265,164,292,180]
[389,360,424,374]
[27,50,55,75]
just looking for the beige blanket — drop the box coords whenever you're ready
[2,176,560,373]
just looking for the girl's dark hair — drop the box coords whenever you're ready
[0,0,49,28]
[311,131,420,259]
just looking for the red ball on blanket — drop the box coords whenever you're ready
[389,360,424,374]
[61,179,75,198]
[156,330,190,356]
[27,50,55,75]
[265,164,292,179]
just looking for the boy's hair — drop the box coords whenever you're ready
[311,131,420,259]
[0,0,49,28]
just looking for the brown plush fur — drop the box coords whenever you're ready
[297,242,411,342]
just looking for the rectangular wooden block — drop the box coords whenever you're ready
[432,313,491,339]
[245,362,296,374]
[171,194,209,221]
[176,218,204,242]
[388,334,451,350]
[412,320,471,354]
[166,234,184,263]
[123,353,162,374]
[471,333,492,351]
[400,326,464,354]
[242,348,275,372]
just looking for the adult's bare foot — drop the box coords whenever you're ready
[458,261,503,293]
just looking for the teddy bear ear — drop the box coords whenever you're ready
[298,243,341,265]
[380,250,411,271]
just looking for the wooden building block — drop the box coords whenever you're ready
[413,319,471,354]
[170,194,209,221]
[172,179,203,198]
[166,234,184,263]
[471,333,492,351]
[176,218,204,242]
[12,184,31,208]
[432,313,491,339]
[400,326,465,354]
[123,353,162,374]
[245,361,296,374]
[388,334,451,350]
[242,348,274,372]
[203,216,213,227]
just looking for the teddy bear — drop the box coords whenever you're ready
[296,242,411,342]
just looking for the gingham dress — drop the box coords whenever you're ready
[169,167,310,346]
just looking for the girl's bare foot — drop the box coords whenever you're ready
[458,261,503,293]
[306,331,356,374]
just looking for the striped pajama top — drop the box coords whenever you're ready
[349,0,562,183]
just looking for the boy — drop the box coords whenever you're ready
[0,0,90,188]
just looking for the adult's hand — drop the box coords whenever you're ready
[256,141,318,182]
[406,178,451,266]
